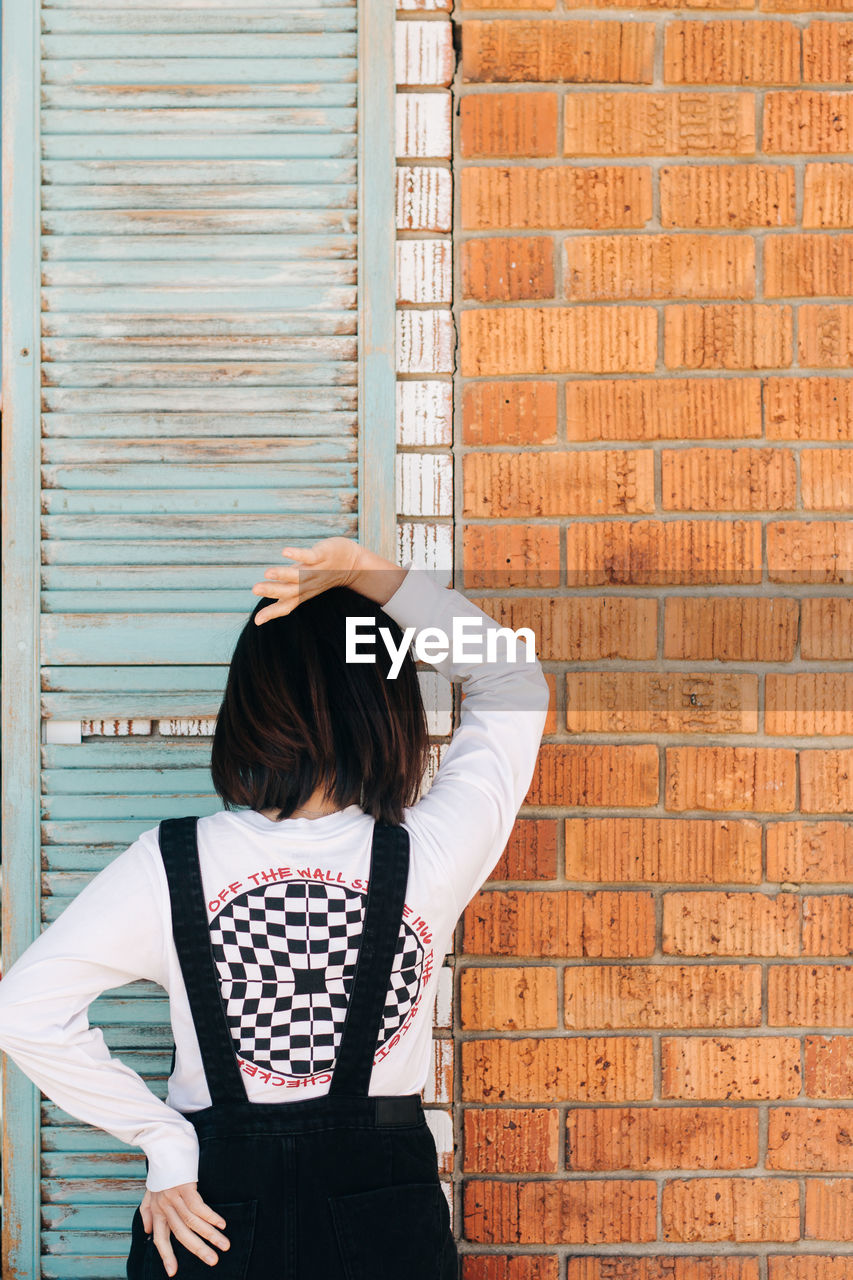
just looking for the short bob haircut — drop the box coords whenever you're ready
[210,586,430,826]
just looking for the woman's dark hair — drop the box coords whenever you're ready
[210,586,430,825]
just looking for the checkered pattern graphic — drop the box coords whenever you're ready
[209,880,425,1078]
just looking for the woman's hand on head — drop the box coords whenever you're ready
[251,536,363,625]
[139,1182,230,1273]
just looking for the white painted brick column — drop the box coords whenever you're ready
[395,1,454,588]
[394,0,457,1196]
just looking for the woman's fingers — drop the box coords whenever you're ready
[165,1202,230,1255]
[280,543,317,562]
[152,1199,231,1274]
[250,536,362,624]
[253,600,300,626]
[139,1191,153,1235]
[251,570,333,624]
[182,1187,229,1240]
[251,581,303,625]
[252,581,300,601]
[145,1185,231,1274]
[262,566,300,582]
[151,1216,180,1276]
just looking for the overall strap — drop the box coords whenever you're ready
[329,821,411,1098]
[158,815,248,1106]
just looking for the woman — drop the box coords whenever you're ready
[0,536,549,1279]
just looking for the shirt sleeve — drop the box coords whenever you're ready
[382,565,551,916]
[0,833,200,1193]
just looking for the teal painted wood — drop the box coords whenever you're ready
[1,0,43,1274]
[45,11,357,33]
[2,0,397,1274]
[357,0,397,559]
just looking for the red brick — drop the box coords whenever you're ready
[769,1106,853,1172]
[767,674,853,735]
[664,304,793,369]
[661,164,796,227]
[803,449,853,512]
[564,92,756,157]
[575,891,657,958]
[806,1179,853,1240]
[663,891,801,956]
[564,965,762,1029]
[464,1108,560,1173]
[490,819,558,882]
[662,1177,800,1243]
[460,966,558,1030]
[566,378,762,440]
[462,889,655,957]
[802,598,853,657]
[565,817,763,885]
[768,821,853,882]
[528,744,659,807]
[769,1260,853,1280]
[805,897,853,955]
[568,1262,759,1280]
[461,93,558,158]
[459,0,554,8]
[801,750,853,814]
[661,446,796,510]
[664,597,798,661]
[565,519,763,585]
[465,1260,559,1280]
[463,21,655,84]
[767,234,853,297]
[769,965,853,1026]
[665,746,797,813]
[565,234,754,301]
[765,377,853,439]
[463,1178,657,1245]
[461,166,653,230]
[463,451,655,517]
[806,1036,853,1098]
[462,236,554,302]
[460,306,657,375]
[765,92,853,153]
[571,0,754,7]
[804,22,853,82]
[804,163,853,227]
[470,596,658,660]
[661,1036,803,1100]
[764,0,853,10]
[665,20,800,85]
[565,672,757,734]
[463,381,558,445]
[567,1106,759,1170]
[462,524,561,589]
[461,1036,655,1103]
[801,305,853,367]
[767,520,853,584]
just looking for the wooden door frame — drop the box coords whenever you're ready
[358,0,398,560]
[2,0,42,1272]
[0,0,397,1271]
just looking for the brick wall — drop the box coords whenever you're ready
[454,0,853,1273]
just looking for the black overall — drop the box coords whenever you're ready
[126,815,459,1280]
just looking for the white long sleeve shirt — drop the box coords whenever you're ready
[0,566,549,1193]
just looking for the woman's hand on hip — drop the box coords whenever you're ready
[139,1182,230,1273]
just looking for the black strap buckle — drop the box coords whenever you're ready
[375,1095,422,1126]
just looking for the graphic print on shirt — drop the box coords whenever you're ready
[207,867,433,1085]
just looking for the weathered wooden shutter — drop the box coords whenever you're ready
[1,0,395,1274]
